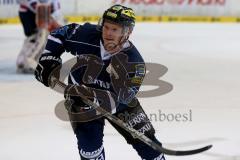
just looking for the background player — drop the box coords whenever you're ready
[16,0,63,73]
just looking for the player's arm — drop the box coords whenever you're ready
[34,24,75,87]
[119,63,146,105]
[47,0,64,31]
[110,53,146,105]
[36,1,63,32]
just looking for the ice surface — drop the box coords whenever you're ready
[0,23,240,160]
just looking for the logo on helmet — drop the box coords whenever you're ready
[102,5,136,28]
[106,11,117,19]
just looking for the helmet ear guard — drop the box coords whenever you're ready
[96,18,103,31]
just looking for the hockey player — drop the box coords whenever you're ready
[16,0,63,73]
[34,4,166,160]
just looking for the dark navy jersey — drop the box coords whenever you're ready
[44,23,146,109]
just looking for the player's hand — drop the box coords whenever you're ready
[34,54,62,87]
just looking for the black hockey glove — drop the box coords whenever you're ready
[34,54,62,87]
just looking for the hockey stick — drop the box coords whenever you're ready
[49,77,212,156]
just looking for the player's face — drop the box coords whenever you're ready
[102,21,124,53]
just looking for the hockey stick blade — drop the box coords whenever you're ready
[155,144,212,156]
[49,77,213,156]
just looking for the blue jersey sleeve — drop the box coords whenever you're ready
[110,46,146,105]
[125,45,146,95]
[43,23,80,57]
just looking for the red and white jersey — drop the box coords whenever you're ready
[18,0,60,14]
[18,0,63,24]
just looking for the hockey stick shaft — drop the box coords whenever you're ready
[50,78,212,156]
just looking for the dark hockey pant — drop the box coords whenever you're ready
[70,103,166,160]
[19,10,37,37]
